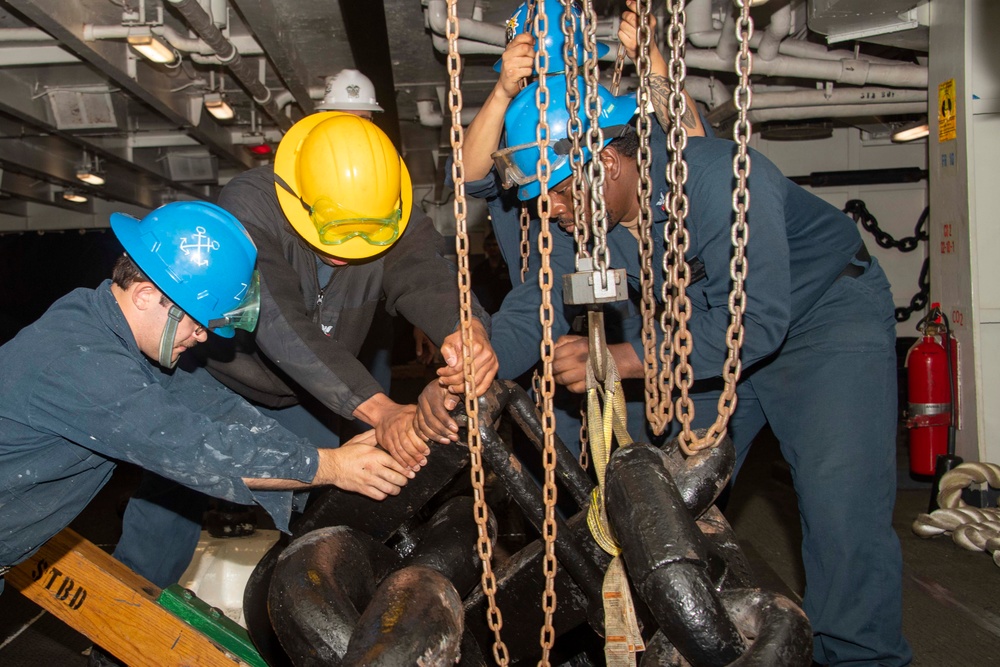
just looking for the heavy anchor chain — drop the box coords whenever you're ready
[444,0,509,663]
[641,0,752,456]
[530,0,561,661]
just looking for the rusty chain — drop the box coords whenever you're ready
[581,0,610,285]
[560,0,589,267]
[520,203,531,283]
[674,0,753,454]
[444,2,509,664]
[661,0,695,449]
[518,2,536,284]
[560,0,591,462]
[532,2,559,663]
[635,0,672,436]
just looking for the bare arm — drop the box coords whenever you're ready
[463,33,535,180]
[619,0,705,137]
[243,430,413,500]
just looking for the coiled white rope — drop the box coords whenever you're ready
[912,462,1000,567]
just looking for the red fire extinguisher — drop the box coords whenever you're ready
[905,304,955,476]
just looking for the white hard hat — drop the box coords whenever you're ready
[315,69,383,112]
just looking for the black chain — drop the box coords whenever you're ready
[842,201,930,323]
[843,199,927,252]
[896,256,929,323]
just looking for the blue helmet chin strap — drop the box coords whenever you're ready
[158,304,185,369]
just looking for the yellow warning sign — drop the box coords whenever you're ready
[939,79,956,142]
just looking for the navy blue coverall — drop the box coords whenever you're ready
[0,282,319,590]
[483,124,911,665]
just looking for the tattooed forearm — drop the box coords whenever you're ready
[649,73,700,133]
[650,73,671,132]
[681,104,698,129]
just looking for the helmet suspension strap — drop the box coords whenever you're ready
[158,304,185,369]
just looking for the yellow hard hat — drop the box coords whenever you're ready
[273,112,412,260]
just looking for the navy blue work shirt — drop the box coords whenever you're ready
[0,281,319,571]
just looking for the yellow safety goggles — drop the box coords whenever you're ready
[276,175,401,246]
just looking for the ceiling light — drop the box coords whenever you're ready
[76,168,105,186]
[204,92,235,121]
[127,34,176,65]
[63,190,88,204]
[891,118,929,143]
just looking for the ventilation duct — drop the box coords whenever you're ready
[46,86,117,131]
[165,149,218,183]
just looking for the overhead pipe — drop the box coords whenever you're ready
[750,86,926,109]
[416,99,481,128]
[273,86,325,113]
[425,0,617,59]
[715,7,739,63]
[164,0,291,131]
[82,24,262,58]
[0,45,77,66]
[686,0,905,65]
[757,3,792,61]
[424,0,506,47]
[420,21,925,90]
[684,47,927,88]
[0,27,54,41]
[748,101,927,122]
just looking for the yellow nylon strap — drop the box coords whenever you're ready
[586,346,633,555]
[581,338,644,667]
[603,556,646,665]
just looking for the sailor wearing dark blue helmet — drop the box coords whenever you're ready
[494,65,911,667]
[0,201,411,593]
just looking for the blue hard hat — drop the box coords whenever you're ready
[494,0,610,75]
[496,74,637,201]
[110,201,260,338]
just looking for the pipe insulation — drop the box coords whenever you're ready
[757,3,792,61]
[83,24,263,57]
[748,101,927,122]
[164,0,291,131]
[683,48,927,88]
[750,87,926,109]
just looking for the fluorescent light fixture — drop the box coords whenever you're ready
[127,34,176,65]
[892,118,929,143]
[76,169,105,186]
[63,190,88,204]
[204,92,235,121]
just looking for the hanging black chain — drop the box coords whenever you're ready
[843,199,927,252]
[895,256,929,323]
[842,201,930,322]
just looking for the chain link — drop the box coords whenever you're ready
[844,199,928,252]
[897,256,930,323]
[533,2,559,662]
[842,202,930,322]
[674,0,753,455]
[657,0,691,442]
[634,0,671,435]
[445,3,509,664]
[560,0,589,267]
[581,0,610,288]
[520,203,532,283]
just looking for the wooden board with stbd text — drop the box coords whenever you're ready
[6,528,246,667]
